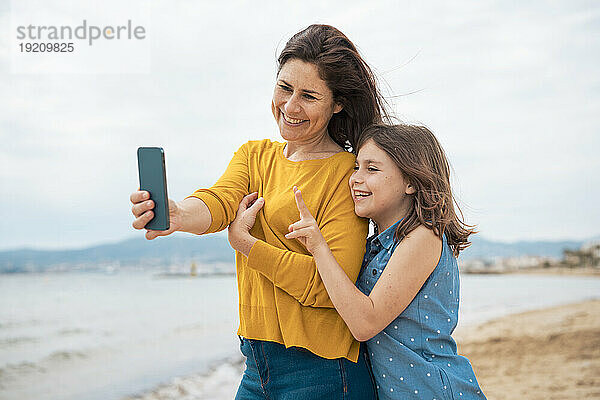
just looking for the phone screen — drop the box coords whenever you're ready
[137,147,170,231]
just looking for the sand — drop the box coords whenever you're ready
[453,299,600,400]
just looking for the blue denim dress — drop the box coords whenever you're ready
[356,220,486,400]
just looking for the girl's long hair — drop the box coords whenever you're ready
[357,124,476,257]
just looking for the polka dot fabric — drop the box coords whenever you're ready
[357,219,486,400]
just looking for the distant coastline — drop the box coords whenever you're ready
[1,234,598,275]
[461,239,599,275]
[462,265,600,276]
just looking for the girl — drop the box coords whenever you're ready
[234,123,486,399]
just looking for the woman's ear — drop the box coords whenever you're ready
[406,184,416,195]
[333,102,343,114]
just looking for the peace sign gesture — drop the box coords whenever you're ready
[285,186,328,255]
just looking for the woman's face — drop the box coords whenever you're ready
[271,59,342,144]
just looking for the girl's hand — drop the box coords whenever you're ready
[227,192,264,256]
[130,189,183,240]
[285,186,328,254]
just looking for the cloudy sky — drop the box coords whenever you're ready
[1,0,598,251]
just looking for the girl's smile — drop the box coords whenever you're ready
[351,188,372,200]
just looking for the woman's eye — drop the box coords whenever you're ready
[367,167,378,172]
[303,94,317,100]
[278,84,292,92]
[352,165,359,171]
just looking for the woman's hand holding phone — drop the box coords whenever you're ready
[130,190,182,240]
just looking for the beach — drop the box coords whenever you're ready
[124,299,600,400]
[2,273,599,400]
[454,299,600,400]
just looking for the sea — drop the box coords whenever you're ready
[1,270,599,400]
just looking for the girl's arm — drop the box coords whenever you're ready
[227,185,368,308]
[286,187,442,341]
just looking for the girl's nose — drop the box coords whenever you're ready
[349,170,363,187]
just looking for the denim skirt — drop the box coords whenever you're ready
[235,336,377,400]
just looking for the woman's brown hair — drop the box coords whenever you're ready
[277,24,391,151]
[357,123,476,256]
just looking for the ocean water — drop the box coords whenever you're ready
[0,272,239,400]
[0,271,598,400]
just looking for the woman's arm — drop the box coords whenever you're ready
[177,197,213,235]
[185,142,251,233]
[286,188,442,341]
[130,192,212,239]
[134,142,250,240]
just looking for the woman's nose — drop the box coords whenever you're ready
[284,93,302,115]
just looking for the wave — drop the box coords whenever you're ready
[0,336,38,347]
[0,319,44,329]
[172,323,207,334]
[0,349,91,383]
[44,350,89,362]
[55,327,90,336]
[122,354,245,400]
[0,328,93,350]
[0,361,47,383]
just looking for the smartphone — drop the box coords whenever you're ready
[137,147,170,231]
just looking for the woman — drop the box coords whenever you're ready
[130,24,389,399]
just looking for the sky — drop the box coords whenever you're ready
[1,0,599,251]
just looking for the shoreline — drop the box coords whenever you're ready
[507,266,600,276]
[123,298,600,400]
[463,266,600,276]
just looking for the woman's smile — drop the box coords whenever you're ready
[281,110,308,125]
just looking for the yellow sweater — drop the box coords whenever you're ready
[186,139,368,362]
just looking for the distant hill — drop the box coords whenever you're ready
[0,235,234,273]
[0,233,589,273]
[461,236,584,260]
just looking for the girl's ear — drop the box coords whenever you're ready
[406,184,416,195]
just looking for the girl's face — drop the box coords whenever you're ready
[349,139,415,232]
[271,58,342,145]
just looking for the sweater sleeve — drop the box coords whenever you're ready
[247,175,368,308]
[185,143,250,233]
